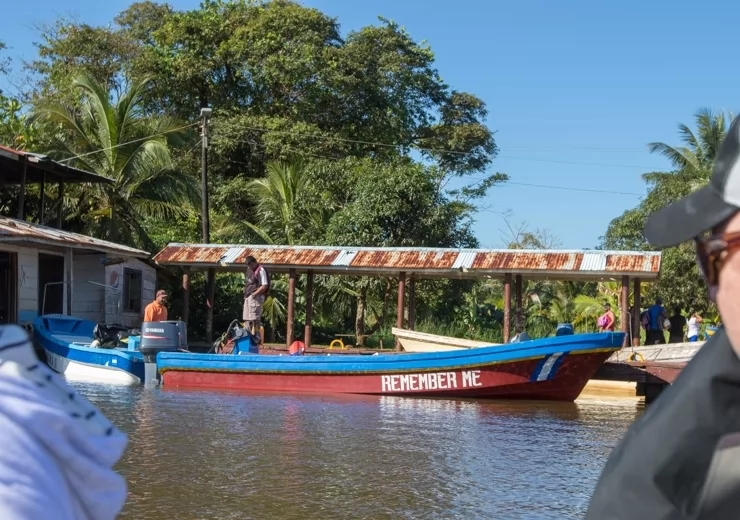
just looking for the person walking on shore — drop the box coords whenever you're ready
[687,311,704,342]
[586,115,740,519]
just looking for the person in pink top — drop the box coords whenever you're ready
[598,303,616,332]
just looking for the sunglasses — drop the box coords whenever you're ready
[695,231,740,286]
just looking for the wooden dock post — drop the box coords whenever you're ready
[395,272,406,351]
[503,273,512,343]
[304,270,314,348]
[621,275,629,347]
[286,268,296,347]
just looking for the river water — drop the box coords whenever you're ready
[74,383,643,519]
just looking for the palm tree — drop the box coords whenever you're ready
[244,160,328,245]
[31,74,199,248]
[647,108,732,188]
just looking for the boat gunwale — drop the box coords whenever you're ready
[158,347,619,375]
[33,315,144,363]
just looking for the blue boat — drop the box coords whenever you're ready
[156,331,626,402]
[33,314,145,385]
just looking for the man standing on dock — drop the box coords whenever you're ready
[586,115,740,519]
[243,256,269,342]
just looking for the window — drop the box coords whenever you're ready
[122,268,143,313]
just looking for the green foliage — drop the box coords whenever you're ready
[30,74,200,248]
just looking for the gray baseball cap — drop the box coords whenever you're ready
[643,115,740,248]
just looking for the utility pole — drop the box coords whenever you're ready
[200,107,215,343]
[200,107,212,243]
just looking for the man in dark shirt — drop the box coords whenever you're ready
[242,256,269,342]
[586,115,740,519]
[668,307,687,343]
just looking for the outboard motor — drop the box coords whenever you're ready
[139,320,188,385]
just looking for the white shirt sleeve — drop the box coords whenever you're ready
[257,268,268,286]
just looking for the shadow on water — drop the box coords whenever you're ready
[70,383,644,520]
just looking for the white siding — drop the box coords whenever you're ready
[105,258,156,327]
[71,252,106,323]
[17,248,37,324]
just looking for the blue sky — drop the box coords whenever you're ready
[1,0,736,249]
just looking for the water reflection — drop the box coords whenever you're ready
[70,384,642,519]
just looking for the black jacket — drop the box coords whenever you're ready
[586,327,740,519]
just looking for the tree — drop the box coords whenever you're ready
[243,160,326,245]
[601,108,730,313]
[0,40,9,80]
[31,74,199,248]
[0,94,40,150]
[28,20,140,102]
[21,0,506,343]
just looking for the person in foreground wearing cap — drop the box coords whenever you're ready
[586,115,740,519]
[143,289,168,322]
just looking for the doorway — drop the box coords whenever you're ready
[38,253,65,315]
[0,251,17,324]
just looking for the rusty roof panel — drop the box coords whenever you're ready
[350,250,459,269]
[580,252,607,271]
[153,245,228,264]
[230,248,340,266]
[605,254,661,273]
[0,217,148,257]
[452,251,477,269]
[471,252,583,271]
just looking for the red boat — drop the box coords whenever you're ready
[156,331,625,402]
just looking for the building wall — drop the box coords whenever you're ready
[71,252,106,323]
[104,258,157,327]
[0,245,149,327]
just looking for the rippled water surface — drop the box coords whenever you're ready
[74,384,643,519]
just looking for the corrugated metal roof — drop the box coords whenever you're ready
[452,251,477,270]
[0,217,149,257]
[0,144,114,184]
[581,252,607,271]
[231,248,340,266]
[153,245,228,264]
[332,250,358,266]
[350,250,459,269]
[152,243,662,280]
[471,251,584,271]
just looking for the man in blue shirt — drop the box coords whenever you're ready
[645,297,668,344]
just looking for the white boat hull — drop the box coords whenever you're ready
[44,350,141,385]
[392,327,498,352]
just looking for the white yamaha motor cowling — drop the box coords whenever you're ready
[139,321,187,386]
